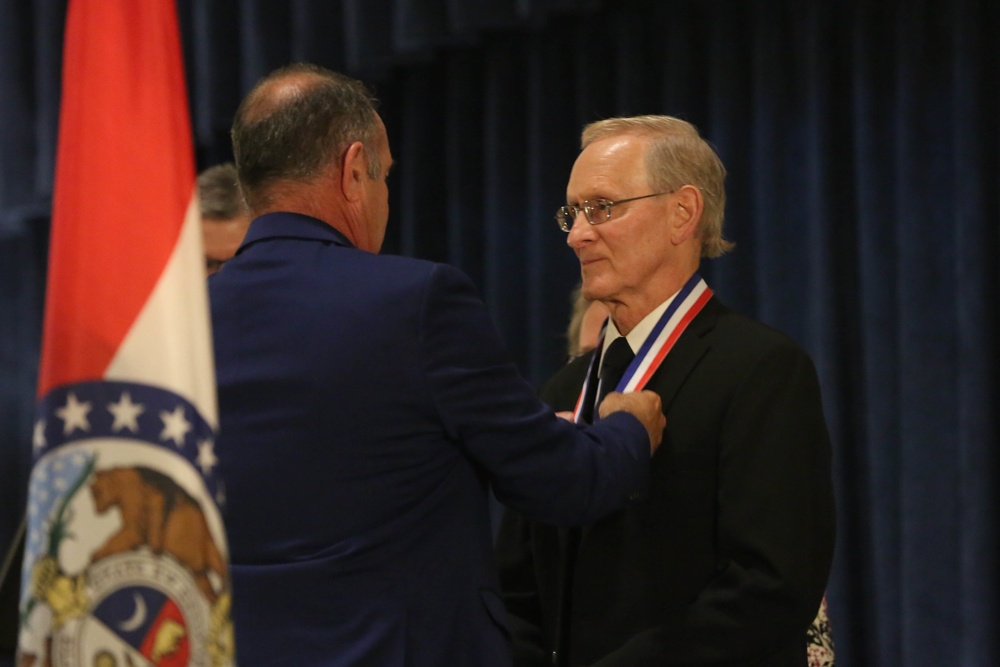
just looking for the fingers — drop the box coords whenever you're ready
[597,390,665,454]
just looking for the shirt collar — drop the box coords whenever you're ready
[600,288,681,358]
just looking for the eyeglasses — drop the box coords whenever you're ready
[555,191,673,232]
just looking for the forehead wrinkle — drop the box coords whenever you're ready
[569,135,649,201]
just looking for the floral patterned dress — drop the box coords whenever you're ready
[807,596,835,667]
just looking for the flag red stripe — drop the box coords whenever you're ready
[39,0,195,396]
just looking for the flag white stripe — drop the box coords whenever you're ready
[105,192,218,426]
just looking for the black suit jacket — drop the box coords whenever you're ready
[496,297,836,667]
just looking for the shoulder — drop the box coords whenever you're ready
[705,298,811,360]
[697,299,822,396]
[355,252,437,283]
[326,252,478,304]
[369,258,483,313]
[370,254,472,286]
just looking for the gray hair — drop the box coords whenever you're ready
[197,163,247,220]
[581,115,733,258]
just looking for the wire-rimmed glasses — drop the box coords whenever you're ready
[555,191,674,232]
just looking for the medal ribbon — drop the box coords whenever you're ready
[572,274,713,423]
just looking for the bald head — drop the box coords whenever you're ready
[231,63,381,214]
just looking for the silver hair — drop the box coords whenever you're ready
[197,163,248,220]
[581,115,733,258]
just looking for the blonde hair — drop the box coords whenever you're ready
[581,115,733,258]
[566,283,589,358]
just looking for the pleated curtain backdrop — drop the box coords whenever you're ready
[1,1,997,665]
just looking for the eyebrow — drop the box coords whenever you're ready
[567,195,608,205]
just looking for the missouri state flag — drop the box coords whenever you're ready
[17,1,234,665]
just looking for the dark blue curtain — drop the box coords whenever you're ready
[1,1,997,665]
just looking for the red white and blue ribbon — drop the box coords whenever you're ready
[572,274,713,423]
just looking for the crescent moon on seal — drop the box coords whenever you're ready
[118,591,148,632]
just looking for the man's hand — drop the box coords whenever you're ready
[598,391,665,454]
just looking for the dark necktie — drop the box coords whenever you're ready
[596,336,635,411]
[554,335,636,665]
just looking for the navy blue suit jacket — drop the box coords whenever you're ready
[208,213,650,666]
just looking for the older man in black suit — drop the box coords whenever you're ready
[496,115,836,667]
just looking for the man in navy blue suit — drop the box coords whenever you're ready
[209,64,666,666]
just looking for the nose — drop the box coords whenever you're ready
[566,211,596,249]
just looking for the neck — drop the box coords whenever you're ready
[255,182,370,250]
[605,266,699,335]
[606,299,657,337]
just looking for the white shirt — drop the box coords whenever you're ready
[599,289,681,359]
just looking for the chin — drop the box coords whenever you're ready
[580,281,612,303]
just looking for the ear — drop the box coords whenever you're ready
[340,141,367,203]
[670,184,703,246]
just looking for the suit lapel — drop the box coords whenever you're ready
[561,300,725,663]
[540,298,727,416]
[550,298,726,665]
[571,299,724,546]
[641,296,723,409]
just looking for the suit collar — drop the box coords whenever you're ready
[646,296,724,410]
[237,212,355,255]
[580,296,726,414]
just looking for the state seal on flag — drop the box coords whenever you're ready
[19,381,233,667]
[49,553,209,667]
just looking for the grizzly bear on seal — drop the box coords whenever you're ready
[89,466,227,602]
